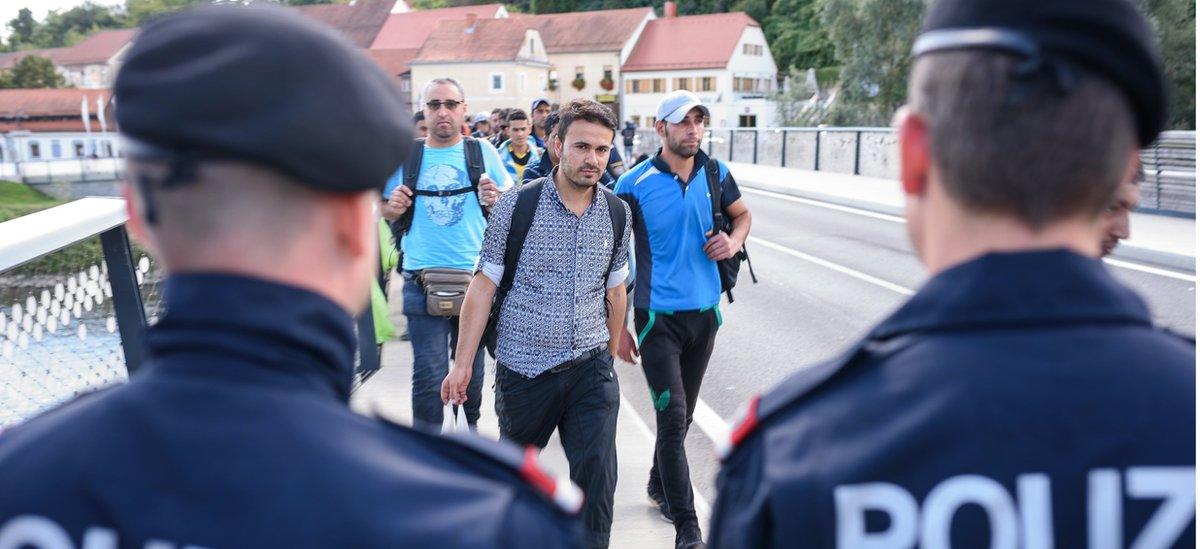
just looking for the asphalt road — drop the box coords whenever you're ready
[615,186,1197,509]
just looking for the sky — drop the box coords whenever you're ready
[0,0,123,40]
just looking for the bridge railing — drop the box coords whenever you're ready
[0,197,380,428]
[630,127,1196,217]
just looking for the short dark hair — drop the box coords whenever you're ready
[497,108,511,128]
[506,109,529,124]
[412,111,424,123]
[556,99,616,143]
[544,111,560,138]
[910,51,1136,229]
[491,108,503,115]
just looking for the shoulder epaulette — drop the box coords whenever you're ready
[375,415,583,515]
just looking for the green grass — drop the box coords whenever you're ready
[0,181,108,275]
[0,180,65,222]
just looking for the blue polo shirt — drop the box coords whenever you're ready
[614,150,741,311]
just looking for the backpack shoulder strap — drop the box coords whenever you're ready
[499,179,543,293]
[600,187,626,282]
[393,138,426,234]
[404,138,425,192]
[463,136,488,217]
[705,157,724,230]
[463,136,485,189]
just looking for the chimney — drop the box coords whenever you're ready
[465,13,478,33]
[664,1,677,18]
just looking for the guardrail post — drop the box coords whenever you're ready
[781,130,788,167]
[752,129,759,164]
[814,131,821,171]
[355,309,380,376]
[853,131,862,175]
[100,226,148,374]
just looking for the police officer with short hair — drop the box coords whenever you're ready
[0,6,582,546]
[710,0,1195,547]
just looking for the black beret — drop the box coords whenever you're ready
[914,0,1166,146]
[115,4,411,192]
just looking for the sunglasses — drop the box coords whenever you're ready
[426,100,463,111]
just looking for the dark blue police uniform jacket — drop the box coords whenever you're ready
[711,250,1195,549]
[0,274,581,548]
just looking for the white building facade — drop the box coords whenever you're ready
[620,10,778,129]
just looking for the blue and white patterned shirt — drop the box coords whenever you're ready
[478,173,631,377]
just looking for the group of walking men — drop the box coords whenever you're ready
[0,0,1192,547]
[383,72,749,548]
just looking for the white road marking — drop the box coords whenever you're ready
[743,185,1196,281]
[741,186,906,223]
[619,392,712,523]
[1102,257,1195,283]
[748,235,917,296]
[691,398,731,454]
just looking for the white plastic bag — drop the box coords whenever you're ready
[441,404,469,434]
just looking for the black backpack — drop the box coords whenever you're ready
[482,179,627,358]
[705,158,757,303]
[388,137,487,253]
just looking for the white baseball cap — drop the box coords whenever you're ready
[656,90,710,124]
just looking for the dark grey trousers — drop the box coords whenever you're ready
[495,351,620,549]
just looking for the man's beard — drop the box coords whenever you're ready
[667,136,699,158]
[562,163,600,189]
[431,121,458,140]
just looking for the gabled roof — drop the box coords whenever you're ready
[53,28,137,66]
[368,48,418,77]
[521,7,652,54]
[370,4,506,50]
[622,12,758,72]
[413,18,537,64]
[0,48,69,71]
[293,0,396,48]
[0,28,134,71]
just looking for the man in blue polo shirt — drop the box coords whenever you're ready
[614,90,752,549]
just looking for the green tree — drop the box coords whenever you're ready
[0,55,67,88]
[34,2,125,48]
[763,0,834,74]
[6,8,38,50]
[124,0,209,26]
[530,0,577,13]
[820,0,924,126]
[1137,0,1195,130]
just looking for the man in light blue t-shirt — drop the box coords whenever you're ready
[382,77,512,429]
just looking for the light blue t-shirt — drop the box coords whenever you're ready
[383,139,512,271]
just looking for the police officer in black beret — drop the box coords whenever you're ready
[711,0,1195,547]
[0,5,583,547]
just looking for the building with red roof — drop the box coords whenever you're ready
[368,4,509,107]
[410,16,551,114]
[521,7,654,120]
[621,3,777,128]
[0,29,136,90]
[0,89,119,163]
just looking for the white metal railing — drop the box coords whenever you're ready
[0,197,127,273]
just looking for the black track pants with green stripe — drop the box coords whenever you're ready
[635,306,721,528]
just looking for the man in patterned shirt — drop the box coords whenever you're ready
[443,99,631,549]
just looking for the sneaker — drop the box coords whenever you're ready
[647,482,673,523]
[675,522,704,549]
